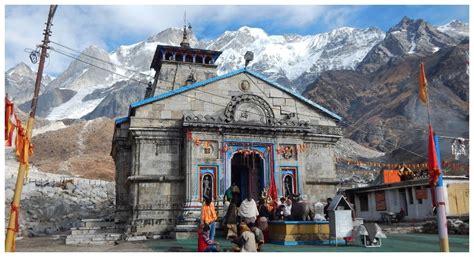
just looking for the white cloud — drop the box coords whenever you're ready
[5,5,357,75]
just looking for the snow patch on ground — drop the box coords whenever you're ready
[46,84,109,120]
[408,33,417,54]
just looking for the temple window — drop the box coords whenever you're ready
[165,52,173,61]
[195,55,203,64]
[175,53,183,62]
[185,54,193,63]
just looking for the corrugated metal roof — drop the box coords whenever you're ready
[129,68,342,121]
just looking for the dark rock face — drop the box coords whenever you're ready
[304,38,468,163]
[18,88,77,117]
[82,80,146,120]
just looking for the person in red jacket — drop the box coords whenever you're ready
[197,224,218,252]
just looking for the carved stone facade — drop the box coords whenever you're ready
[112,41,342,236]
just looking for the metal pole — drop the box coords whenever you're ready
[422,62,449,252]
[5,5,58,252]
[434,135,449,252]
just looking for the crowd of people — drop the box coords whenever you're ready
[198,183,318,252]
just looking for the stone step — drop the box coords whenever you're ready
[176,224,198,228]
[68,233,122,240]
[182,218,199,222]
[65,233,122,245]
[83,221,117,228]
[73,226,123,231]
[71,228,122,235]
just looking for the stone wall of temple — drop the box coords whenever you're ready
[133,73,339,126]
[112,123,132,223]
[153,61,218,94]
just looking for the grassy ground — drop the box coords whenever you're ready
[16,233,469,252]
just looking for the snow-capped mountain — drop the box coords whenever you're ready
[5,62,53,104]
[47,45,116,91]
[200,26,386,87]
[5,18,468,122]
[109,27,198,78]
[436,20,469,40]
[357,17,467,73]
[304,18,469,161]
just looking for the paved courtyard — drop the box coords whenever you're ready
[16,233,469,252]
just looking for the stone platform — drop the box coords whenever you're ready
[268,220,337,245]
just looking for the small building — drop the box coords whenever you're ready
[344,175,469,222]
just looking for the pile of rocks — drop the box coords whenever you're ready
[4,152,115,238]
[421,219,469,235]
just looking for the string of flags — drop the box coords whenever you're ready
[5,97,34,172]
[336,157,467,172]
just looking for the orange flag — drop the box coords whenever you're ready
[14,115,33,165]
[419,63,428,104]
[5,97,14,146]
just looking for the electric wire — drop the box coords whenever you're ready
[50,40,155,80]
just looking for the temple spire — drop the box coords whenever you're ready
[180,12,190,48]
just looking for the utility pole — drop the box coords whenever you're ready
[5,5,58,252]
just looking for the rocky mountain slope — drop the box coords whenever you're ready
[304,17,469,164]
[29,117,115,181]
[357,17,464,74]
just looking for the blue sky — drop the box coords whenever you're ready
[4,5,469,75]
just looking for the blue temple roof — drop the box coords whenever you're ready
[116,68,342,125]
[114,116,129,125]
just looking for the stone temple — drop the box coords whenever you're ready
[111,26,343,236]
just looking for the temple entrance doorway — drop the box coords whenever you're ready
[231,151,264,206]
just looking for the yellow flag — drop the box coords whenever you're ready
[419,63,428,104]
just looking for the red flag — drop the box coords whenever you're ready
[267,148,278,209]
[428,125,440,187]
[186,130,192,141]
[268,172,278,209]
[419,63,428,104]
